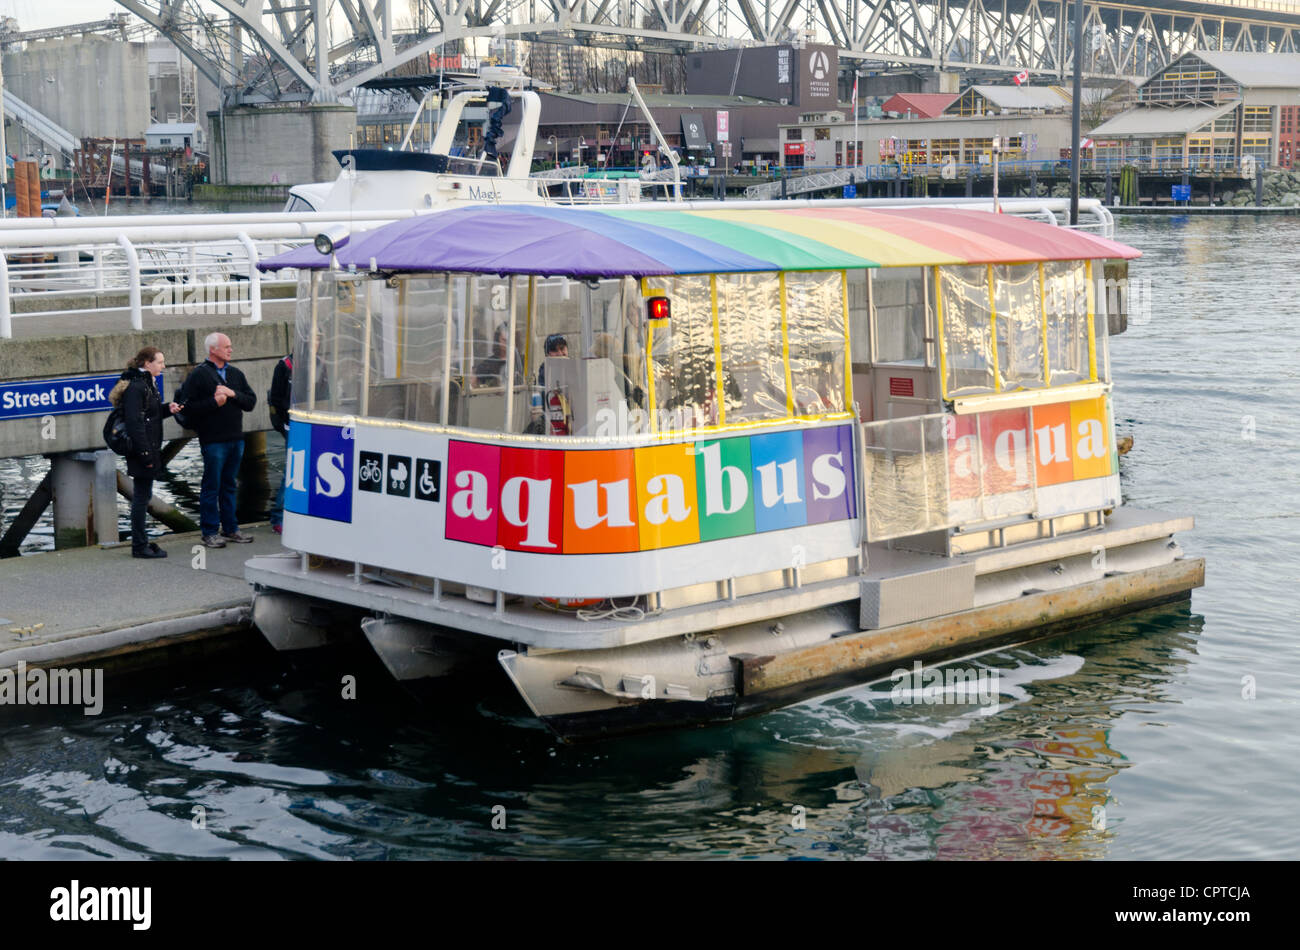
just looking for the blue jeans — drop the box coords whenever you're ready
[200,438,244,537]
[270,431,286,528]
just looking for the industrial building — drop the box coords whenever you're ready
[1088,51,1300,169]
[1,32,149,172]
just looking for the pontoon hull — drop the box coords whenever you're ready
[502,557,1204,741]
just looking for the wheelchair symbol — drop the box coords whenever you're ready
[418,463,436,496]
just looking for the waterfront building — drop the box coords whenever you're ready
[879,92,958,119]
[1087,51,1300,170]
[531,90,805,169]
[778,108,1076,170]
[945,85,1071,117]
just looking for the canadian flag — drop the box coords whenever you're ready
[1013,69,1029,86]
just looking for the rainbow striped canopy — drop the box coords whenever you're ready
[259,204,1140,277]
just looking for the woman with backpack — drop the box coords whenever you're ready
[108,346,184,559]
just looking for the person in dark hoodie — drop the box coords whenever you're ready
[109,346,184,559]
[180,332,258,548]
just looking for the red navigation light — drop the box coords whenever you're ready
[648,296,671,320]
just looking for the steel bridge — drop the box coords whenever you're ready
[111,1,1300,103]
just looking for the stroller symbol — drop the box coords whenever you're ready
[389,461,408,491]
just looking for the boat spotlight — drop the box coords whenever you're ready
[647,296,671,321]
[314,225,350,256]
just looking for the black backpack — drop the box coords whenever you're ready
[103,407,133,456]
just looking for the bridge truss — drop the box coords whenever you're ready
[114,0,1300,103]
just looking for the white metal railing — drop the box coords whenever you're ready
[0,210,418,337]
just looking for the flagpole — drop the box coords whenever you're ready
[1069,0,1084,225]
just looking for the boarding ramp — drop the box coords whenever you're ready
[746,166,894,201]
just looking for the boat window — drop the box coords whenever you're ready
[292,271,362,415]
[647,275,716,431]
[1043,261,1090,385]
[994,263,1046,391]
[716,272,787,422]
[467,276,523,391]
[364,276,452,425]
[528,276,647,436]
[1092,261,1111,383]
[785,271,848,416]
[847,269,870,364]
[871,267,928,365]
[939,264,997,396]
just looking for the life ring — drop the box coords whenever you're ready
[541,596,604,610]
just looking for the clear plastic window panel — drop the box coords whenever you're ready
[585,277,645,419]
[861,413,951,541]
[862,408,1049,541]
[872,267,928,365]
[1092,265,1111,384]
[292,270,360,414]
[939,265,996,396]
[994,263,1046,391]
[946,409,1037,524]
[648,275,715,432]
[1043,261,1090,384]
[716,272,788,422]
[456,275,529,433]
[364,276,449,425]
[529,276,582,384]
[846,269,870,364]
[785,271,848,417]
[467,275,522,392]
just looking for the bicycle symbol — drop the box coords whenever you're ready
[360,458,382,483]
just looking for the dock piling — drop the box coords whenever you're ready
[93,450,120,546]
[50,452,96,548]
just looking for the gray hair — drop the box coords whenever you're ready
[203,332,222,354]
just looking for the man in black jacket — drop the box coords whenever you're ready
[181,332,257,548]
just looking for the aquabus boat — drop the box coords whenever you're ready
[247,203,1203,740]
